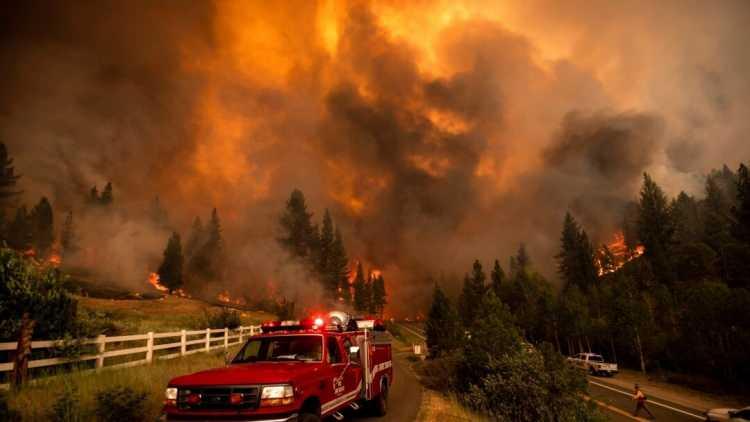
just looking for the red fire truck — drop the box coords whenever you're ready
[162,311,393,422]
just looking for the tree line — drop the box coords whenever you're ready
[427,163,750,398]
[275,189,387,315]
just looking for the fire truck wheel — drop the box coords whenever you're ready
[371,381,388,416]
[298,413,321,422]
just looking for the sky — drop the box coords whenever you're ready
[1,0,749,314]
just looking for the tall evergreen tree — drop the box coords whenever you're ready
[490,259,505,297]
[278,189,316,259]
[326,228,350,302]
[29,197,54,257]
[0,143,21,208]
[158,232,184,292]
[371,274,386,315]
[366,273,376,314]
[637,173,675,284]
[318,209,335,293]
[60,211,78,257]
[703,176,732,251]
[458,260,486,327]
[89,186,100,205]
[732,163,750,244]
[189,209,225,283]
[352,262,368,312]
[425,283,461,358]
[6,207,31,251]
[557,212,582,289]
[672,191,702,245]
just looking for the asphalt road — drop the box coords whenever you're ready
[328,329,423,422]
[587,376,706,421]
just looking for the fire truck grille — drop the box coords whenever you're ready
[178,386,260,410]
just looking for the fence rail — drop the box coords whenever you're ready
[0,325,261,389]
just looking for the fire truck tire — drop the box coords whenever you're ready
[298,413,321,422]
[371,380,388,416]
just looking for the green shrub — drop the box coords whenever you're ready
[201,307,241,329]
[416,353,460,391]
[49,383,83,422]
[94,385,148,422]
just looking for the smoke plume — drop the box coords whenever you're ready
[2,0,749,315]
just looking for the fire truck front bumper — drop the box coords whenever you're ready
[163,413,298,422]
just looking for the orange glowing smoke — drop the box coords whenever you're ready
[148,272,169,292]
[48,253,62,267]
[598,231,645,276]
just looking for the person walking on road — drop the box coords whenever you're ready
[633,384,655,419]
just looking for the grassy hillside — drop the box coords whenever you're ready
[77,295,275,334]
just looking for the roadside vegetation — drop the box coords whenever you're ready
[5,347,235,421]
[420,163,750,420]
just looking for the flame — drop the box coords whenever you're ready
[148,272,169,292]
[48,253,62,267]
[597,231,645,276]
[217,290,246,306]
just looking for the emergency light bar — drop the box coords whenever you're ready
[259,312,386,333]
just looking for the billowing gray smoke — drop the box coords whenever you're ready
[1,0,749,314]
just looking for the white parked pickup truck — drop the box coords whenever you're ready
[567,353,618,377]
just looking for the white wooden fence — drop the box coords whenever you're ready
[0,325,261,389]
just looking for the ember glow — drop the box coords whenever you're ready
[3,1,750,315]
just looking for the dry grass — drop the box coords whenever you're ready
[7,347,239,421]
[416,390,489,422]
[77,295,274,333]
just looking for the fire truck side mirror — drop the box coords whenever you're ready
[349,346,360,361]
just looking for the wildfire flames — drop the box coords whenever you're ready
[598,231,645,276]
[147,272,169,292]
[217,290,246,306]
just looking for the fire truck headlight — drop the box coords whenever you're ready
[165,387,178,402]
[260,385,294,407]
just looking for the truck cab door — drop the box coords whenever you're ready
[325,335,347,399]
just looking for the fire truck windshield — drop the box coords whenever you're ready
[233,335,323,363]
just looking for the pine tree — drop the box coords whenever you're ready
[278,189,316,259]
[703,176,732,251]
[318,210,335,292]
[30,197,54,257]
[326,228,350,302]
[516,244,530,272]
[490,259,505,297]
[371,274,386,315]
[0,143,21,208]
[637,173,675,284]
[366,273,376,314]
[60,211,78,257]
[6,206,31,251]
[158,232,184,292]
[557,212,582,289]
[732,163,750,244]
[353,262,368,312]
[100,182,113,206]
[425,283,461,358]
[189,209,225,283]
[458,260,486,327]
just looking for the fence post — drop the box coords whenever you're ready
[239,326,244,344]
[180,330,186,356]
[96,335,106,370]
[223,328,229,349]
[205,328,210,352]
[146,332,154,363]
